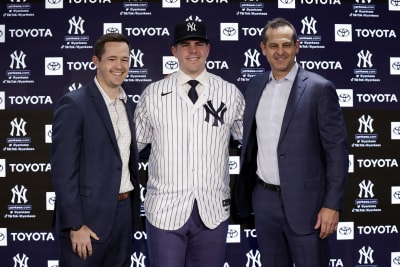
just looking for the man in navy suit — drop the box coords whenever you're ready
[235,18,349,266]
[51,33,140,267]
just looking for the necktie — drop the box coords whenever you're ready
[188,80,199,103]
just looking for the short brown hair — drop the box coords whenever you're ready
[93,33,131,60]
[261,18,298,45]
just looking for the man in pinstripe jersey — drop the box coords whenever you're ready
[134,20,245,267]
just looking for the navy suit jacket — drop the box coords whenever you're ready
[236,67,349,234]
[51,80,140,240]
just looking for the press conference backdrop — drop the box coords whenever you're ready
[1,0,400,266]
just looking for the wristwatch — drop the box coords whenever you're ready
[71,225,82,231]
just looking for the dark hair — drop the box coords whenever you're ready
[93,33,131,60]
[261,18,298,44]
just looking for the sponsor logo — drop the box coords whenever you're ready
[227,224,240,243]
[337,221,354,240]
[335,24,352,42]
[221,23,238,41]
[163,0,180,8]
[357,246,376,266]
[337,89,353,107]
[163,56,178,75]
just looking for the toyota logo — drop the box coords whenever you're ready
[338,226,352,235]
[280,0,294,4]
[227,229,238,238]
[393,191,400,200]
[48,196,56,206]
[392,61,400,71]
[165,60,178,70]
[48,0,62,4]
[222,27,236,37]
[106,28,120,33]
[337,28,350,38]
[47,62,61,71]
[393,126,400,135]
[228,161,237,170]
[393,256,400,265]
[338,93,351,103]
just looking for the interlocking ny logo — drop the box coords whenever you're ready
[13,253,29,267]
[203,101,227,126]
[358,179,374,198]
[130,49,144,68]
[246,249,262,267]
[357,49,373,68]
[10,50,27,70]
[11,185,28,204]
[68,16,85,35]
[10,117,27,137]
[358,246,374,264]
[244,49,261,68]
[301,16,317,35]
[186,22,197,32]
[358,114,374,133]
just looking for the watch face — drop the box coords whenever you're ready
[71,225,82,231]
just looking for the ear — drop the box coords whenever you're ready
[92,55,100,67]
[260,42,266,56]
[171,46,177,57]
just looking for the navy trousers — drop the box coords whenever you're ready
[146,201,229,267]
[58,197,133,267]
[252,183,329,267]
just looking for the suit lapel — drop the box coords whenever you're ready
[278,68,308,144]
[87,81,120,153]
[243,73,269,149]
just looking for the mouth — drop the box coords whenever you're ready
[112,71,124,76]
[275,55,287,62]
[187,56,200,62]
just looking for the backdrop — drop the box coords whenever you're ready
[1,0,400,266]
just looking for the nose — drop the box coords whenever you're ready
[188,43,197,53]
[116,59,128,68]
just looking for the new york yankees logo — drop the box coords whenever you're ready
[203,100,227,126]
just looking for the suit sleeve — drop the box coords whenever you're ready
[318,80,349,211]
[51,95,85,231]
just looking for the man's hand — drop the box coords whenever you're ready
[314,207,339,239]
[70,225,100,260]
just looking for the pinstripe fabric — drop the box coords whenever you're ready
[134,71,244,230]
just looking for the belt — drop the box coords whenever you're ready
[118,191,131,202]
[257,177,281,192]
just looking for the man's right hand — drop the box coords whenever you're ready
[70,225,100,260]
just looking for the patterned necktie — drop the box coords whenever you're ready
[188,80,199,103]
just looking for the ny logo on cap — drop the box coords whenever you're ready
[186,22,197,32]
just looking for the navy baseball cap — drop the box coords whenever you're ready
[173,21,209,45]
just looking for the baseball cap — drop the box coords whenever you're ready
[173,21,209,45]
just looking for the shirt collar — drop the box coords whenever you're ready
[94,76,128,105]
[269,62,299,83]
[176,69,209,87]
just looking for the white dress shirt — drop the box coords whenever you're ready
[95,77,134,194]
[256,63,298,185]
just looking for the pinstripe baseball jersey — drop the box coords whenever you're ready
[134,70,244,230]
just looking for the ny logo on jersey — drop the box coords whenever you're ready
[203,100,227,126]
